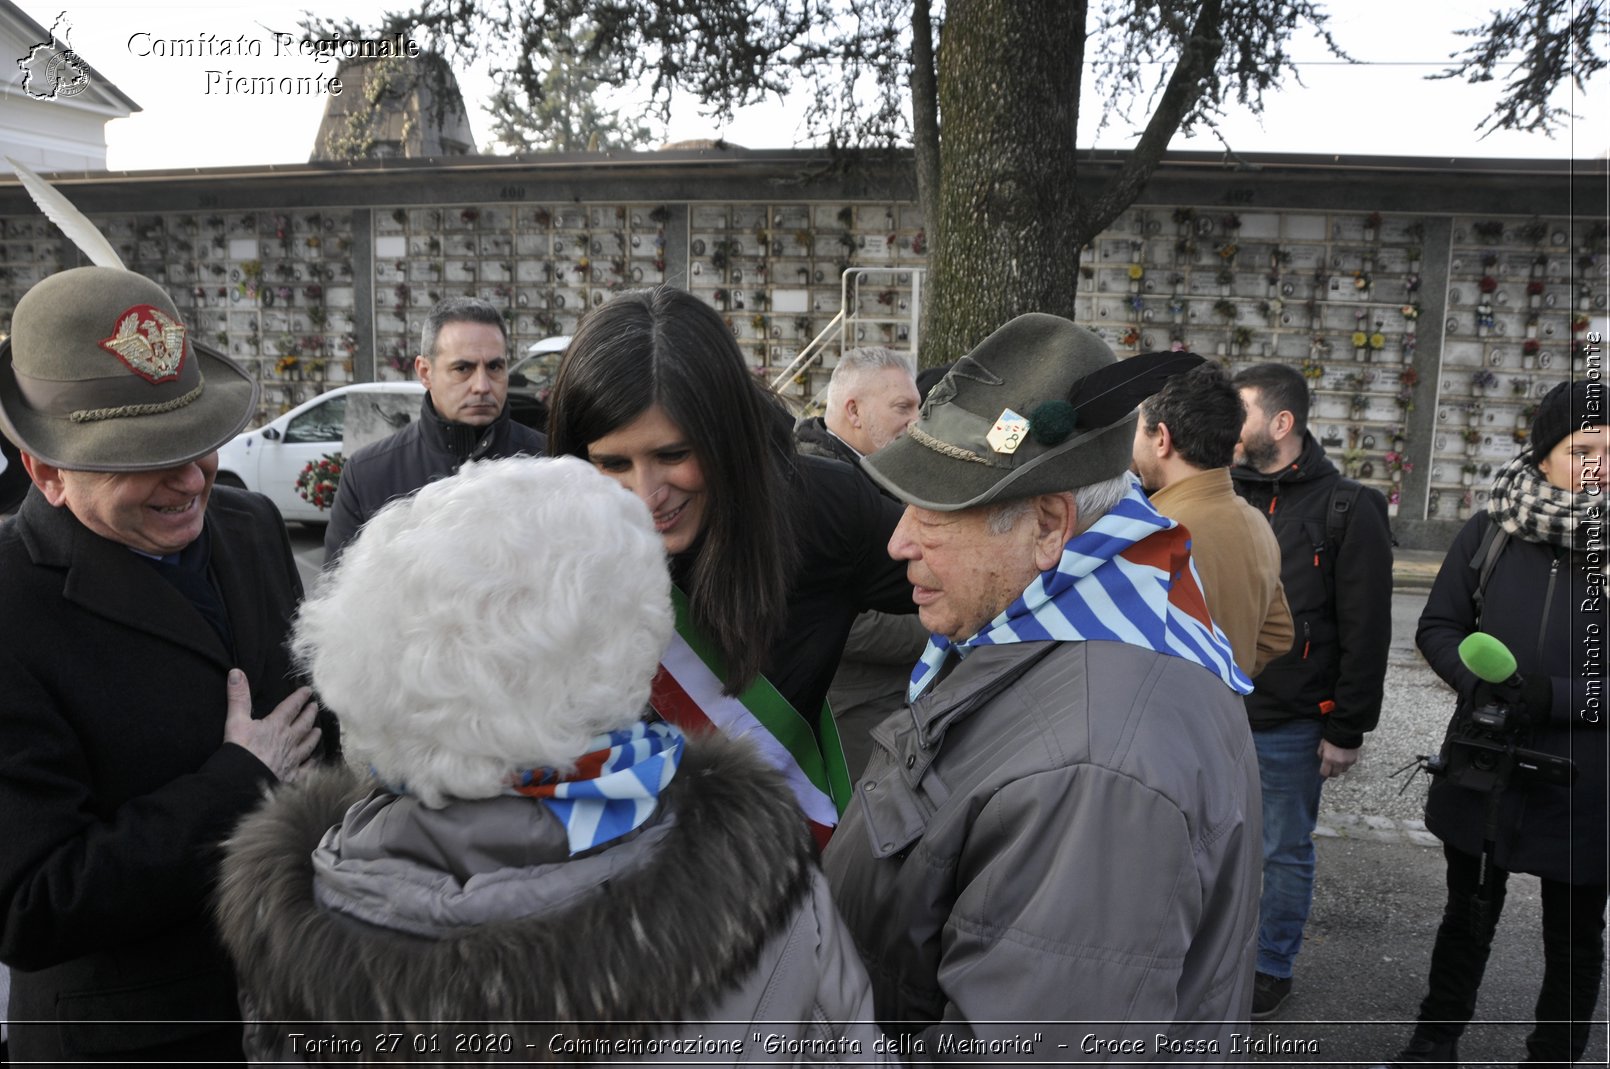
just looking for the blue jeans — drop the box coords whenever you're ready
[1252,718,1326,979]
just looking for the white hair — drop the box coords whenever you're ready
[1073,471,1135,530]
[292,456,674,807]
[984,496,1035,536]
[825,346,918,414]
[982,472,1133,536]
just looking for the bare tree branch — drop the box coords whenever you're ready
[1085,0,1225,233]
[1434,0,1607,137]
[304,0,1594,362]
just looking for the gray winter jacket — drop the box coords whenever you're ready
[823,640,1262,1061]
[217,732,887,1065]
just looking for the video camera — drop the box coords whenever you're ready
[1422,633,1575,793]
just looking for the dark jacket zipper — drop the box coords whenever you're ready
[1536,555,1559,668]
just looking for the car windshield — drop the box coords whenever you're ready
[283,395,348,444]
[510,353,561,389]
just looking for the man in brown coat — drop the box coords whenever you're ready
[1133,362,1293,677]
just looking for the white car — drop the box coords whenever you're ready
[215,383,424,525]
[510,335,570,392]
[216,336,566,525]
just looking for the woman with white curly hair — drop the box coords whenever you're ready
[215,456,882,1062]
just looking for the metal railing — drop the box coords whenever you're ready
[768,267,925,401]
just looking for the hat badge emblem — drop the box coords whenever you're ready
[987,408,1031,455]
[98,304,187,384]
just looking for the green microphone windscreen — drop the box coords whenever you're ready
[1458,632,1518,684]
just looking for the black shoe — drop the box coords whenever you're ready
[1366,1035,1459,1068]
[1251,972,1291,1019]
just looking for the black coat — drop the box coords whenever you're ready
[1417,510,1606,884]
[671,453,913,722]
[323,395,546,563]
[1231,433,1394,748]
[0,485,334,1063]
[793,415,861,468]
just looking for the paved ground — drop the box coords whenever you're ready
[287,528,1605,1065]
[1252,831,1607,1068]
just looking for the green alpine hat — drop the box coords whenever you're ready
[863,313,1202,511]
[0,266,259,472]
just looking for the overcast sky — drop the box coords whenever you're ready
[13,0,1608,171]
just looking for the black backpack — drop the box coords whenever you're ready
[1318,480,1361,601]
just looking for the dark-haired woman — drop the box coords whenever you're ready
[548,286,913,836]
[1379,380,1606,1067]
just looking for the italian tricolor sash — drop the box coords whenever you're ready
[649,587,852,847]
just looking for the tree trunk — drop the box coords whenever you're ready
[923,0,1085,367]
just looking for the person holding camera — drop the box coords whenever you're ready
[1381,380,1606,1066]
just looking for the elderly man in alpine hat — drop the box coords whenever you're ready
[822,314,1263,1058]
[0,265,334,1064]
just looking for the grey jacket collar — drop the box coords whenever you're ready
[906,641,1059,753]
[217,731,819,1029]
[312,791,676,937]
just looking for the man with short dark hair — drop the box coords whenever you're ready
[825,316,1261,1052]
[1230,362,1393,1019]
[324,296,544,562]
[1133,362,1292,677]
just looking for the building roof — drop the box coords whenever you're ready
[1,0,140,116]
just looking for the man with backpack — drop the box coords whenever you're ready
[1230,363,1394,1019]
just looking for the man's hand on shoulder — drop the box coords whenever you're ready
[1317,740,1359,779]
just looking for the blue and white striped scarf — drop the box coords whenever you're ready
[507,720,684,855]
[908,482,1254,702]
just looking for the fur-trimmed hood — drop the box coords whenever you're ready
[217,730,877,1060]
